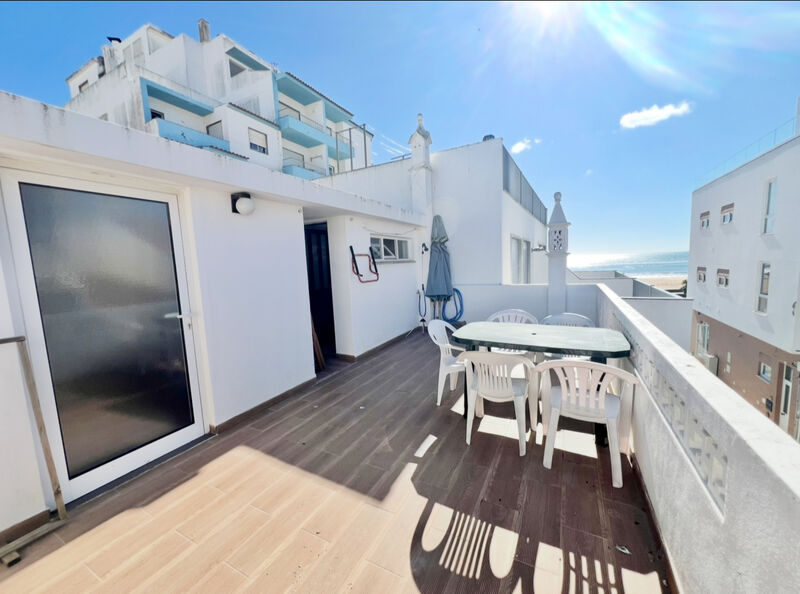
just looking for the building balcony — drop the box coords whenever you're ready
[278,111,351,160]
[2,282,798,592]
[282,151,326,180]
[148,118,232,153]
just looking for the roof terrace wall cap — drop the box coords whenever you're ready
[284,72,353,116]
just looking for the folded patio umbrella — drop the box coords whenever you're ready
[425,215,453,302]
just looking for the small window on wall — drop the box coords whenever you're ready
[699,211,710,229]
[756,263,770,313]
[759,361,773,383]
[370,235,411,261]
[248,128,268,154]
[510,236,531,284]
[696,322,710,354]
[763,180,776,234]
[78,81,89,93]
[697,267,706,283]
[150,109,164,120]
[206,121,223,140]
[717,269,730,288]
[721,203,734,224]
[229,59,246,78]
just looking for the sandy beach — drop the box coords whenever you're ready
[637,275,687,292]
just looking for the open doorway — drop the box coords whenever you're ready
[304,223,337,371]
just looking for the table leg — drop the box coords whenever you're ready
[591,355,609,448]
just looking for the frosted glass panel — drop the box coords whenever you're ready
[20,183,193,478]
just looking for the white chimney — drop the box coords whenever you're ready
[408,113,433,214]
[198,19,210,43]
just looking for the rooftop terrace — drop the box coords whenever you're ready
[1,330,668,593]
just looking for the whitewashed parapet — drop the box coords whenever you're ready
[598,285,732,512]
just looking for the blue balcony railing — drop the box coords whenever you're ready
[154,118,230,152]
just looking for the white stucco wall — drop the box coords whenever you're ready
[326,214,423,357]
[598,285,800,594]
[689,135,800,353]
[184,188,315,424]
[432,140,504,286]
[623,297,694,351]
[0,195,49,534]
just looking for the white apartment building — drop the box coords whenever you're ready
[689,105,800,440]
[65,21,372,179]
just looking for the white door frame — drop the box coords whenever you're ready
[1,169,205,502]
[779,364,792,433]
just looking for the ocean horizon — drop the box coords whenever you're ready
[568,250,689,278]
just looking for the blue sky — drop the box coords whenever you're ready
[1,1,799,254]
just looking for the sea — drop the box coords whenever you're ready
[568,251,689,278]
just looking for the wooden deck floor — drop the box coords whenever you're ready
[1,332,670,593]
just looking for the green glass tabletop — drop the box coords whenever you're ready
[451,321,631,359]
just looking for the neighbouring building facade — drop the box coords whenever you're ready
[688,106,800,441]
[65,21,372,179]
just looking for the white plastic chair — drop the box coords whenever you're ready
[458,351,537,456]
[541,313,595,327]
[537,359,638,487]
[427,320,465,406]
[487,309,538,357]
[487,309,538,324]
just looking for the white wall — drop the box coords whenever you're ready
[216,106,282,170]
[326,214,423,357]
[0,179,53,534]
[623,297,694,351]
[598,285,800,594]
[432,140,504,286]
[184,188,316,425]
[315,159,411,212]
[455,283,598,323]
[689,136,800,353]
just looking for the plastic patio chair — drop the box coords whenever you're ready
[487,309,538,324]
[486,309,538,356]
[540,313,595,327]
[458,351,537,456]
[537,359,638,487]
[427,320,465,406]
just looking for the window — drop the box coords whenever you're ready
[756,263,770,313]
[696,322,710,354]
[725,352,731,374]
[370,235,411,261]
[721,203,734,224]
[697,267,706,283]
[229,59,246,78]
[206,121,223,140]
[510,237,531,283]
[717,269,729,288]
[759,361,773,383]
[150,109,164,120]
[699,211,710,229]
[763,180,776,234]
[248,128,268,154]
[78,81,89,93]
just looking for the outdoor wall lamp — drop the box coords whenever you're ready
[231,192,255,215]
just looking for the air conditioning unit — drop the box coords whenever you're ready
[698,352,719,375]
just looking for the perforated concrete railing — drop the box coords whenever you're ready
[597,285,729,513]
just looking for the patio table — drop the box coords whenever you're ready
[451,321,632,450]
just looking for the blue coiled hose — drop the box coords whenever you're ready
[442,288,464,323]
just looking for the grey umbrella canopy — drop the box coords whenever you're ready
[425,215,453,301]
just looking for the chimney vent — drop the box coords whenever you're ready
[198,19,210,42]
